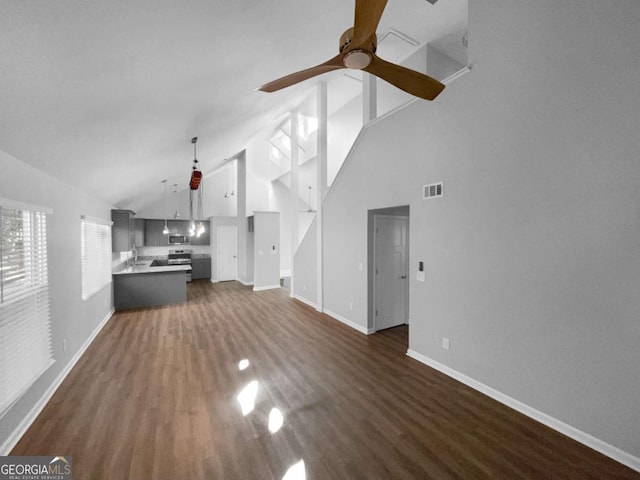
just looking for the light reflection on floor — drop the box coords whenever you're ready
[236,380,258,416]
[235,360,302,479]
[282,459,306,480]
[268,407,284,434]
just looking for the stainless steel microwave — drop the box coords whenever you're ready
[168,234,190,245]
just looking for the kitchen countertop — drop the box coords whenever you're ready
[112,260,192,276]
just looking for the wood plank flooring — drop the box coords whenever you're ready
[11,280,640,479]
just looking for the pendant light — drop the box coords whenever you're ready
[162,180,170,234]
[188,136,205,237]
[173,183,179,219]
[299,185,316,213]
[224,160,230,199]
[196,178,205,237]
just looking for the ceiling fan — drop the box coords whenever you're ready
[257,0,445,101]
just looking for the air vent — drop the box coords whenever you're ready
[423,182,444,200]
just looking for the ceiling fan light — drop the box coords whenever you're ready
[343,50,372,69]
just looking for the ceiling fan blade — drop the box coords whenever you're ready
[257,55,344,93]
[364,54,445,101]
[353,0,388,47]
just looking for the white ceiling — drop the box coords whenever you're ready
[0,0,466,212]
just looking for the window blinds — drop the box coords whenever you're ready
[0,204,54,418]
[80,215,112,300]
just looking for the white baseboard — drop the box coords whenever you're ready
[293,294,317,310]
[253,284,280,291]
[406,349,640,473]
[0,308,115,455]
[235,278,253,286]
[323,309,373,335]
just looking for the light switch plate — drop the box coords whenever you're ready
[416,271,425,282]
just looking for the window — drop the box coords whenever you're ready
[0,199,54,418]
[80,215,112,300]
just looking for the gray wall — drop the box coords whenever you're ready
[320,0,640,461]
[0,150,114,453]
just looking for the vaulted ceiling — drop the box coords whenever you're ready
[0,0,466,212]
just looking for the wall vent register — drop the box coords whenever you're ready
[423,181,444,200]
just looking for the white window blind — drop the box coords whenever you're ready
[80,215,112,301]
[0,203,54,418]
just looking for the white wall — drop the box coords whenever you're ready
[253,212,280,290]
[318,0,640,465]
[327,96,362,186]
[245,135,271,215]
[0,150,114,453]
[203,166,237,217]
[269,181,293,275]
[292,217,318,307]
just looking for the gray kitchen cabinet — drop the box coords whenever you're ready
[111,209,135,252]
[134,218,145,247]
[191,220,210,245]
[144,219,167,246]
[191,257,212,280]
[168,220,188,236]
[113,271,187,310]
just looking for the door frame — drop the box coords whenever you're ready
[216,225,238,281]
[372,214,409,332]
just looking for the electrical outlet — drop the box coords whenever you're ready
[63,339,67,352]
[349,301,353,310]
[442,337,450,350]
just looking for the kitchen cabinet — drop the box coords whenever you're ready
[144,219,168,246]
[113,270,187,310]
[111,209,135,252]
[168,220,188,236]
[134,218,145,247]
[191,257,212,279]
[191,221,210,246]
[141,219,210,246]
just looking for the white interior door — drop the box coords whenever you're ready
[217,226,238,281]
[374,215,408,331]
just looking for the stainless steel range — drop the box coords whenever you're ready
[168,249,192,282]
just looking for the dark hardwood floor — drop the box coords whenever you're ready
[12,280,640,479]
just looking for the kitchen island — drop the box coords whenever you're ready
[112,260,191,310]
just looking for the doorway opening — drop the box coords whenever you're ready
[368,205,410,346]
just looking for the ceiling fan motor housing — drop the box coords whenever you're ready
[340,27,377,54]
[339,28,377,70]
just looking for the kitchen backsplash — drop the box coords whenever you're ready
[111,246,211,272]
[137,245,212,257]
